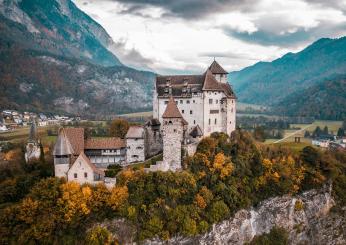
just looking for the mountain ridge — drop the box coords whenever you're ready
[229,36,346,106]
[0,0,156,117]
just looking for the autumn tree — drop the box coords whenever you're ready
[85,226,112,245]
[109,119,129,138]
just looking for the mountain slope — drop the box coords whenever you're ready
[0,0,156,116]
[275,78,346,120]
[229,37,346,106]
[0,0,121,67]
[0,44,154,116]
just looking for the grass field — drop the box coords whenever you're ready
[265,120,343,151]
[0,125,58,146]
[291,120,343,133]
[118,111,152,118]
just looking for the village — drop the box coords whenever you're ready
[0,110,78,131]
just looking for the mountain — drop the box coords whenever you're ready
[0,0,156,116]
[229,37,346,107]
[0,46,155,116]
[0,0,121,66]
[275,78,346,120]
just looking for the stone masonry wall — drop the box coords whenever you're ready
[162,118,184,171]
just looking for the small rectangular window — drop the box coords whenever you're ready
[209,119,211,125]
[216,100,218,104]
[182,110,184,114]
[210,110,219,114]
[164,101,168,104]
[215,118,217,124]
[193,100,195,103]
[74,173,77,178]
[209,99,213,104]
[190,110,192,114]
[180,100,183,104]
[84,172,88,178]
[194,120,196,124]
[187,100,190,104]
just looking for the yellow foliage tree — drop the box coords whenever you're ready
[194,194,207,209]
[211,153,234,179]
[57,182,92,222]
[107,186,129,211]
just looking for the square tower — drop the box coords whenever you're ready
[162,97,188,171]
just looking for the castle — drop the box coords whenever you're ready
[52,61,236,184]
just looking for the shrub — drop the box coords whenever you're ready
[249,226,289,245]
[294,200,304,211]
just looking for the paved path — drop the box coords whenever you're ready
[273,124,313,144]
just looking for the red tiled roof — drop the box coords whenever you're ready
[162,97,188,125]
[64,128,84,155]
[209,60,228,74]
[79,152,104,175]
[126,126,145,139]
[162,96,184,118]
[84,137,126,149]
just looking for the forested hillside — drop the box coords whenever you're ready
[229,37,346,116]
[1,131,345,243]
[0,44,154,116]
[275,78,346,120]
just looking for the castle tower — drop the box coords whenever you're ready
[162,96,188,171]
[53,128,74,178]
[209,60,228,83]
[25,118,41,163]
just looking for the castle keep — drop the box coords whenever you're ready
[153,60,236,137]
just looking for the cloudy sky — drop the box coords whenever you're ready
[74,0,346,74]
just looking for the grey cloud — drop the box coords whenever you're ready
[224,20,346,47]
[199,51,258,61]
[110,0,257,19]
[110,40,154,71]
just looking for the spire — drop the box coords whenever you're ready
[28,117,37,142]
[162,96,184,119]
[208,60,228,74]
[53,128,74,156]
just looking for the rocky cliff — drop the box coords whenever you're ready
[141,185,344,245]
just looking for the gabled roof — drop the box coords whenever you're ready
[126,126,145,139]
[208,60,228,74]
[202,69,223,90]
[64,128,84,155]
[53,128,74,156]
[73,152,104,176]
[84,137,126,149]
[145,118,161,127]
[190,125,203,137]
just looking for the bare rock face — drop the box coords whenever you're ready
[146,184,346,245]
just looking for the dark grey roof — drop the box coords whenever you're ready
[209,60,228,74]
[156,62,235,98]
[189,125,203,137]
